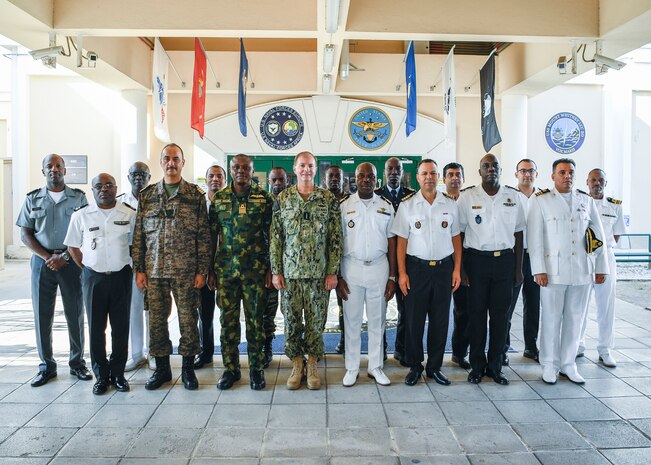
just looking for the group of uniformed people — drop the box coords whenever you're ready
[17,144,624,394]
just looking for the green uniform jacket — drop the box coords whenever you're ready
[132,178,211,278]
[210,182,273,279]
[270,185,343,279]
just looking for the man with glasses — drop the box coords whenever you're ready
[505,159,542,363]
[17,154,92,387]
[64,173,136,394]
[122,162,152,372]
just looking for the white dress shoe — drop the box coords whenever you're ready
[560,367,585,384]
[124,356,146,372]
[599,353,617,368]
[542,366,558,385]
[343,369,359,387]
[368,367,391,386]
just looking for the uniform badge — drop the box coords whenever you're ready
[475,215,482,224]
[348,220,355,228]
[91,238,97,250]
[441,221,448,228]
[239,203,247,214]
[415,221,421,229]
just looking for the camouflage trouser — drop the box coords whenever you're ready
[264,287,279,340]
[147,278,200,357]
[217,273,266,371]
[282,278,329,358]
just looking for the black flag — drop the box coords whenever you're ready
[480,53,501,152]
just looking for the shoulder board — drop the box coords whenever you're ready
[606,197,622,205]
[72,188,85,194]
[195,185,206,196]
[535,188,551,197]
[116,193,125,198]
[373,187,382,194]
[338,194,350,204]
[27,188,40,196]
[381,196,392,205]
[460,185,475,192]
[74,204,88,212]
[121,201,136,211]
[442,191,453,200]
[140,184,155,194]
[250,193,265,199]
[402,191,416,202]
[505,185,520,191]
[576,189,589,196]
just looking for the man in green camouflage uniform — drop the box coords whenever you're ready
[210,154,273,390]
[132,143,210,391]
[270,152,342,390]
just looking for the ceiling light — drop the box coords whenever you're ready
[323,44,335,73]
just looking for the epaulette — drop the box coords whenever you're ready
[195,185,206,196]
[27,188,39,196]
[505,185,520,191]
[140,184,154,194]
[338,194,350,204]
[380,196,392,205]
[442,191,453,199]
[116,193,125,198]
[74,204,88,212]
[576,189,589,196]
[460,185,475,192]
[250,193,266,199]
[72,188,85,194]
[607,197,622,205]
[122,202,136,211]
[402,191,416,202]
[535,188,550,197]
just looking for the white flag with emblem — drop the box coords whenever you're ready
[442,47,456,156]
[152,38,171,143]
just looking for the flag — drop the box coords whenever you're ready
[191,38,207,139]
[442,47,456,154]
[152,38,170,143]
[480,52,502,152]
[238,38,249,137]
[405,40,417,137]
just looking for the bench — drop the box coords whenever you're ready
[615,233,651,268]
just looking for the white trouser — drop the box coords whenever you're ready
[540,283,591,373]
[579,251,616,355]
[127,275,149,360]
[342,256,389,371]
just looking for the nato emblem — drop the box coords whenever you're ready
[545,112,586,154]
[349,106,392,150]
[260,106,304,150]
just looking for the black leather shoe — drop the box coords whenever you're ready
[112,375,130,392]
[70,366,93,381]
[467,370,483,384]
[145,356,173,390]
[263,337,274,369]
[217,370,241,390]
[426,369,451,386]
[394,352,410,367]
[404,366,423,386]
[92,378,109,395]
[451,355,471,370]
[193,356,213,369]
[31,370,57,387]
[181,356,199,390]
[523,349,539,362]
[486,369,510,385]
[502,354,510,366]
[250,370,266,390]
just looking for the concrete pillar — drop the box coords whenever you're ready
[119,89,148,191]
[500,94,529,176]
[10,47,29,251]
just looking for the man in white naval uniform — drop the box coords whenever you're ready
[528,158,609,385]
[577,168,625,367]
[337,162,396,387]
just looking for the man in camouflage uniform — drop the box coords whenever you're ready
[132,143,210,391]
[262,166,289,368]
[210,154,273,390]
[271,152,343,390]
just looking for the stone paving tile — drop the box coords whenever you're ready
[194,427,265,457]
[126,427,202,458]
[0,403,47,427]
[439,401,507,426]
[0,426,77,457]
[216,386,274,404]
[58,427,140,458]
[0,427,16,444]
[329,427,394,456]
[272,380,326,404]
[378,382,435,403]
[105,385,171,405]
[535,449,611,465]
[52,381,115,404]
[327,383,381,404]
[125,459,193,465]
[581,377,643,397]
[0,365,45,384]
[268,403,326,428]
[0,380,71,403]
[262,428,327,457]
[0,384,20,401]
[261,458,327,465]
[86,403,158,428]
[162,384,221,404]
[208,403,270,428]
[399,456,470,465]
[452,425,526,454]
[493,400,564,424]
[147,403,213,428]
[571,419,651,448]
[546,398,620,421]
[526,380,592,399]
[621,376,651,395]
[49,459,118,465]
[331,458,398,465]
[468,452,542,464]
[600,448,651,465]
[25,401,101,427]
[630,418,651,436]
[479,380,541,400]
[193,459,259,465]
[391,426,462,455]
[384,402,447,427]
[327,402,387,428]
[428,383,488,402]
[0,459,49,465]
[600,396,651,419]
[511,423,591,451]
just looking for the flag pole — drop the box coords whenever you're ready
[463,47,497,92]
[198,38,220,88]
[163,48,186,88]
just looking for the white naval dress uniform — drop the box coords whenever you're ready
[578,196,626,357]
[340,193,394,372]
[64,202,136,379]
[122,191,149,367]
[391,190,460,370]
[527,188,609,378]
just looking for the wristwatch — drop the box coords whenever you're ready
[388,276,396,282]
[60,251,70,262]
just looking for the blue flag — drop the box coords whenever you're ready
[238,38,249,137]
[405,40,417,137]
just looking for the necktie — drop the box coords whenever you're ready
[391,189,398,202]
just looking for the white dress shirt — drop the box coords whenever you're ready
[340,193,395,262]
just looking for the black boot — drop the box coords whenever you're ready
[335,313,345,354]
[181,356,199,390]
[263,336,274,369]
[145,356,172,390]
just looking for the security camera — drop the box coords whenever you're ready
[87,51,98,68]
[593,54,626,71]
[557,56,568,75]
[28,46,64,60]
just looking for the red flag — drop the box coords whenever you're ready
[191,38,207,138]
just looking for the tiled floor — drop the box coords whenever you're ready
[1,260,651,464]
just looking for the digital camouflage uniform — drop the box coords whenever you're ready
[132,179,210,357]
[210,182,273,371]
[270,186,343,358]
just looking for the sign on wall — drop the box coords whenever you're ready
[61,155,88,184]
[259,106,305,150]
[545,112,586,154]
[348,106,392,150]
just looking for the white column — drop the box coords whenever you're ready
[500,94,529,175]
[119,89,148,190]
[11,48,29,250]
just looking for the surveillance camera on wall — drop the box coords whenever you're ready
[87,51,98,68]
[593,53,626,72]
[557,56,568,75]
[28,46,64,60]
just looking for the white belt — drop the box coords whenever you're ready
[344,255,386,266]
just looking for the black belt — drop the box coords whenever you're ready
[86,265,131,276]
[45,249,65,254]
[407,254,453,267]
[466,247,513,257]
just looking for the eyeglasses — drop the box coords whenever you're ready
[93,183,116,190]
[517,168,537,175]
[129,171,148,178]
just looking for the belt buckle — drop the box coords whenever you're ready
[363,260,372,266]
[493,251,501,257]
[105,271,113,275]
[428,260,437,267]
